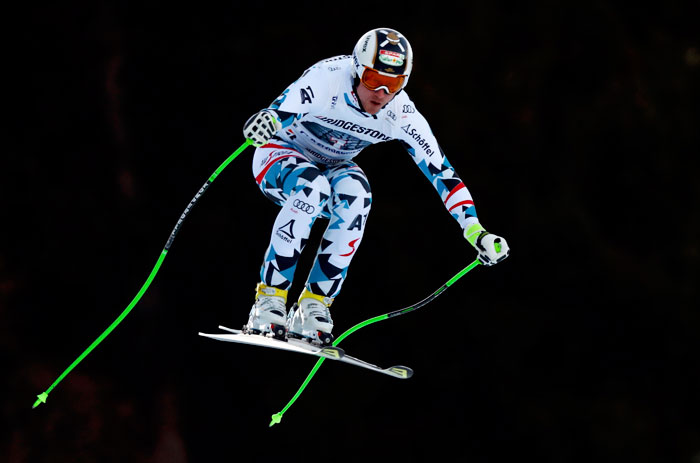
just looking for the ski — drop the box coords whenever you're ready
[199,326,413,379]
[198,326,345,361]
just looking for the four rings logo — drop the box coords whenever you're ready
[293,199,315,214]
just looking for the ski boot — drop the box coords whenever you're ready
[287,288,334,346]
[244,283,288,340]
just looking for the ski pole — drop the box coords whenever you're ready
[32,139,253,409]
[269,258,481,426]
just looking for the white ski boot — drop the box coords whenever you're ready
[287,288,334,346]
[244,283,288,339]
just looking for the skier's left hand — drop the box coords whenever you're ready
[464,223,510,266]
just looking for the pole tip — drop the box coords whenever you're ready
[269,413,283,427]
[33,392,48,409]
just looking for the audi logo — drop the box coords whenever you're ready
[292,199,315,214]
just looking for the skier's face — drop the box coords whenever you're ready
[356,83,396,115]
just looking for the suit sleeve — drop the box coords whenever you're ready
[394,101,479,230]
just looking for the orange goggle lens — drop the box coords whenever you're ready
[360,67,406,93]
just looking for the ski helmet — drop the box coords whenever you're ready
[352,28,413,93]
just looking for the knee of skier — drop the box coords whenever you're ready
[292,169,331,211]
[332,174,372,215]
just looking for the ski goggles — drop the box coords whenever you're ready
[360,67,406,93]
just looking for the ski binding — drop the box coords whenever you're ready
[198,326,344,360]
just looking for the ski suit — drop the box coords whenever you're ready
[252,55,480,299]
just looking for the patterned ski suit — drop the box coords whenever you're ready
[252,55,480,299]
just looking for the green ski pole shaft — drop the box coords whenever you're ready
[33,140,253,409]
[269,258,481,426]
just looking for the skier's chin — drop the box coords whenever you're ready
[365,101,384,115]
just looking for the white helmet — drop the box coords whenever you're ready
[352,28,413,93]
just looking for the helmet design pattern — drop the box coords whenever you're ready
[352,28,413,91]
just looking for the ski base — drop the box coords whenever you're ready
[198,325,413,379]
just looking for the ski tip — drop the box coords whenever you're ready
[387,366,414,379]
[269,412,283,427]
[32,392,48,409]
[218,325,240,334]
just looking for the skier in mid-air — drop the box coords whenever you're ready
[241,27,509,346]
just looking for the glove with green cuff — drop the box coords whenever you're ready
[464,223,510,266]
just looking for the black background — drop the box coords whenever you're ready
[3,2,699,462]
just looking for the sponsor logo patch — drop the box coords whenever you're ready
[276,219,295,243]
[401,124,435,157]
[379,49,405,66]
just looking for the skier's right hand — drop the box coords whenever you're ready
[243,109,282,147]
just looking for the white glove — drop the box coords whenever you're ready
[464,223,510,266]
[243,109,282,147]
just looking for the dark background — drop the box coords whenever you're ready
[3,1,699,462]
